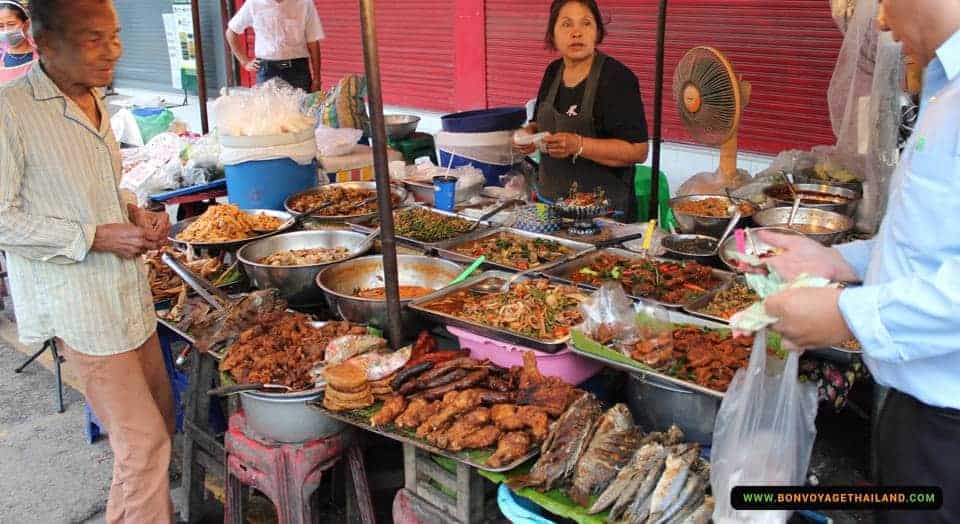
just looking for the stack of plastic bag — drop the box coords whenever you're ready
[119,133,186,206]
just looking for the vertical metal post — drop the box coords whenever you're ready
[649,0,668,222]
[190,0,210,134]
[358,0,404,348]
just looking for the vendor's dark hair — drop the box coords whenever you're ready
[31,0,110,39]
[0,1,28,22]
[545,0,606,50]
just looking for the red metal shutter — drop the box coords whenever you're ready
[486,0,843,155]
[237,0,456,111]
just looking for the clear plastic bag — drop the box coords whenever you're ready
[577,282,639,346]
[214,78,314,137]
[710,331,819,524]
[677,167,753,197]
[315,125,363,157]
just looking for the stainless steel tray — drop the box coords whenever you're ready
[283,182,407,225]
[310,397,538,473]
[349,205,492,251]
[169,209,294,252]
[681,276,755,324]
[408,270,583,353]
[543,249,734,309]
[433,227,595,273]
[569,308,763,399]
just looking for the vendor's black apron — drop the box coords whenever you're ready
[537,52,636,221]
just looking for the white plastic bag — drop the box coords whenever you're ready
[213,78,314,137]
[710,331,818,524]
[315,125,363,157]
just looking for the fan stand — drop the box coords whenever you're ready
[717,79,752,185]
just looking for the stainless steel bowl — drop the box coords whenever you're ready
[316,255,462,332]
[237,230,373,307]
[384,114,420,139]
[284,182,407,227]
[764,183,861,216]
[792,169,863,194]
[240,390,344,443]
[661,234,719,265]
[753,207,854,246]
[627,374,720,445]
[717,226,807,273]
[669,195,756,237]
[169,208,294,252]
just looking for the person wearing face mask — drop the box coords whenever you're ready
[0,0,34,83]
[514,0,649,222]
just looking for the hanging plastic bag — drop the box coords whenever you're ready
[315,125,363,157]
[710,330,819,524]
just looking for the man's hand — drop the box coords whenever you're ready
[243,58,261,72]
[757,230,860,282]
[310,76,322,93]
[765,287,853,349]
[91,224,160,259]
[128,204,170,245]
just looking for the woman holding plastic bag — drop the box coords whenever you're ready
[750,4,960,522]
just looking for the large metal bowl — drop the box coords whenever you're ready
[669,195,756,237]
[764,183,861,217]
[169,209,294,252]
[660,233,720,266]
[717,226,807,273]
[753,207,854,246]
[316,255,462,332]
[240,390,344,443]
[284,182,407,226]
[384,114,420,139]
[792,169,863,194]
[237,230,373,307]
[627,374,720,445]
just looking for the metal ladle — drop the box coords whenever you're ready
[713,209,743,255]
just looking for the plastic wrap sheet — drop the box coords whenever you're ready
[827,0,903,233]
[213,79,314,137]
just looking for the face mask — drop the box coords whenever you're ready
[0,29,25,48]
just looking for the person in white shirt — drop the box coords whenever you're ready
[225,0,325,92]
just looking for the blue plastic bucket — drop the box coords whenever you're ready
[225,158,318,210]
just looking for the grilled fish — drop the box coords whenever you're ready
[646,443,700,518]
[590,442,666,516]
[677,495,714,524]
[569,404,641,506]
[650,472,705,524]
[508,392,602,491]
[609,451,667,522]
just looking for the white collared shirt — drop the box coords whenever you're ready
[228,0,326,61]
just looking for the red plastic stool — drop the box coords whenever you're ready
[224,411,375,524]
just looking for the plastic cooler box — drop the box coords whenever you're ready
[221,128,319,210]
[437,107,527,187]
[445,325,602,386]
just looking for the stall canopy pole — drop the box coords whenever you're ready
[648,0,668,222]
[190,0,210,133]
[359,0,404,348]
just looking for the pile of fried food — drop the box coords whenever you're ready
[178,289,288,353]
[510,397,713,524]
[696,280,759,320]
[673,196,755,218]
[627,325,753,392]
[570,255,722,305]
[288,186,399,216]
[145,248,223,303]
[220,312,366,390]
[258,246,353,266]
[176,204,285,243]
[423,278,587,341]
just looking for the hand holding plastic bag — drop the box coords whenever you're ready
[711,331,819,524]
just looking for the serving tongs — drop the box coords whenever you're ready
[161,252,231,311]
[207,383,293,397]
[468,199,522,232]
[249,196,378,235]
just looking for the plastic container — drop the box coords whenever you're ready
[436,130,515,187]
[446,325,602,386]
[497,484,555,524]
[433,176,457,211]
[225,158,318,210]
[441,107,527,133]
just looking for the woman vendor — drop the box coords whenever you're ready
[515,0,649,221]
[0,0,34,83]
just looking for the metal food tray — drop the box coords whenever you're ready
[310,397,537,473]
[348,205,493,251]
[433,227,596,273]
[570,308,759,399]
[543,249,734,309]
[169,209,294,252]
[408,270,581,353]
[283,182,408,225]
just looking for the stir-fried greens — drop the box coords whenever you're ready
[394,207,475,243]
[424,279,587,340]
[569,254,722,304]
[453,232,574,270]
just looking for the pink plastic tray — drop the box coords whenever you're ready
[446,325,602,386]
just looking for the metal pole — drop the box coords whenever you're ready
[358,0,404,348]
[190,0,210,134]
[649,0,667,222]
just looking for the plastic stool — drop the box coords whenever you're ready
[224,412,375,524]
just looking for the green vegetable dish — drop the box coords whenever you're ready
[393,207,475,243]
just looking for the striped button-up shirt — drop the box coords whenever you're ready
[0,65,155,355]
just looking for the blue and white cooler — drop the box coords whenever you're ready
[436,107,527,187]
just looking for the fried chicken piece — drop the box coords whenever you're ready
[395,398,440,430]
[371,396,407,427]
[517,405,550,442]
[491,404,525,431]
[516,352,576,417]
[449,425,501,451]
[486,431,533,468]
[416,389,482,437]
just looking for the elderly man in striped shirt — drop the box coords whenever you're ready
[0,1,176,522]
